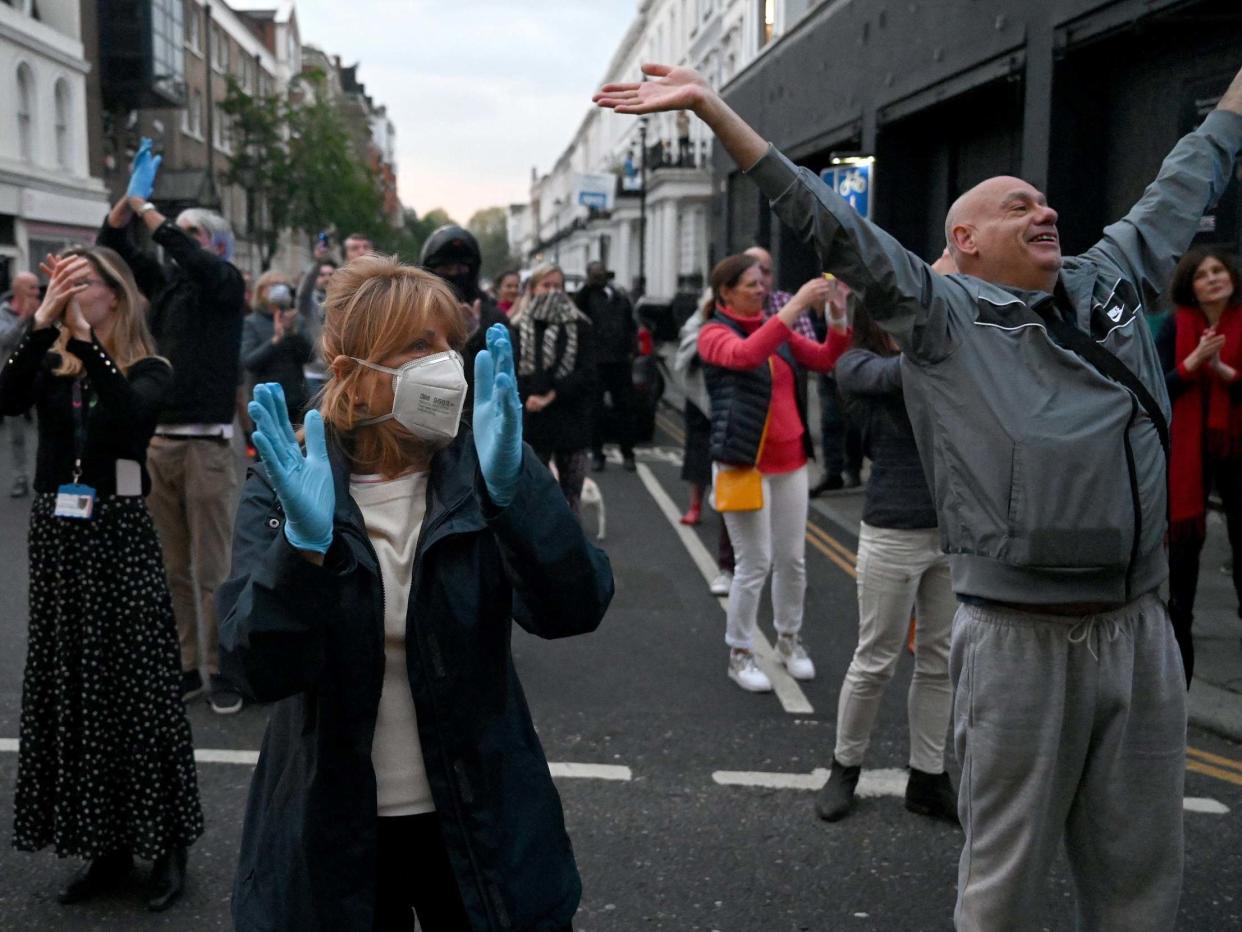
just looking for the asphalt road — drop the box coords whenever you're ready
[0,423,1240,931]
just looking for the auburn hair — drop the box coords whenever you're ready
[317,255,469,478]
[52,246,161,378]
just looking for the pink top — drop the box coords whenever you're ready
[698,306,851,474]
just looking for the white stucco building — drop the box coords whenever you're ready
[0,0,108,286]
[525,0,817,302]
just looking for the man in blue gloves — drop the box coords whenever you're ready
[217,255,613,932]
[98,138,248,715]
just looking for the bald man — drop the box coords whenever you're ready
[597,60,1242,930]
[0,271,40,497]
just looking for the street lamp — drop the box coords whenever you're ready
[637,116,648,299]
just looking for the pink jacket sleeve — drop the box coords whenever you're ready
[697,315,790,370]
[787,326,853,373]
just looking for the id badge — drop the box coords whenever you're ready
[55,483,96,520]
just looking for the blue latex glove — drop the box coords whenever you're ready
[248,383,335,554]
[126,137,163,201]
[473,324,523,508]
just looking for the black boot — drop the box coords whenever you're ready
[815,758,861,822]
[146,846,187,912]
[904,768,960,826]
[57,851,132,904]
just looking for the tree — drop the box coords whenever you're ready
[467,206,515,281]
[386,207,457,264]
[221,72,387,270]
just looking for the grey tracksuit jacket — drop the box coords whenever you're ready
[747,109,1242,605]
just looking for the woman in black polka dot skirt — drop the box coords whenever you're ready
[0,247,203,912]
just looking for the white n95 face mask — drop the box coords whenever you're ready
[351,350,467,441]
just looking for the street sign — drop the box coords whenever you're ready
[819,160,874,220]
[574,172,616,211]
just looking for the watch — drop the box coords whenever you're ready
[138,201,157,216]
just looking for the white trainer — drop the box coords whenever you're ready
[776,634,816,680]
[728,650,772,692]
[709,571,734,596]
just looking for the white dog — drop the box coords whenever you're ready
[547,462,606,541]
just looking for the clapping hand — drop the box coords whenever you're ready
[1184,329,1228,372]
[248,383,335,554]
[33,254,92,331]
[473,324,523,508]
[126,137,163,203]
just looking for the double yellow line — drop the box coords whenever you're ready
[1187,746,1242,786]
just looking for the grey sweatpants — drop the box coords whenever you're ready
[950,593,1186,931]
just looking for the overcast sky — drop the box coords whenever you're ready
[295,0,637,224]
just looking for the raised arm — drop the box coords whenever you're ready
[1082,66,1242,309]
[596,65,954,363]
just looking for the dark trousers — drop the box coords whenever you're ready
[374,814,470,931]
[818,374,862,479]
[592,361,635,458]
[1167,456,1242,685]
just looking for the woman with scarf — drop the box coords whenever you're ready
[510,263,597,513]
[0,247,203,911]
[699,253,851,692]
[1160,246,1242,684]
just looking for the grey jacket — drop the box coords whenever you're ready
[673,311,711,415]
[747,108,1242,605]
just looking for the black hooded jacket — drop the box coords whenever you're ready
[420,225,510,418]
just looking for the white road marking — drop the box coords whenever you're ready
[548,762,632,781]
[712,766,909,797]
[195,748,260,765]
[636,462,814,716]
[1184,797,1230,815]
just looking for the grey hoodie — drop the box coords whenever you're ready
[746,109,1242,605]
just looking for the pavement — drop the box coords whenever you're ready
[657,345,1242,742]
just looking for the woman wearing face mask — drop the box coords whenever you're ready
[240,271,312,422]
[0,248,203,911]
[217,255,614,932]
[509,263,597,514]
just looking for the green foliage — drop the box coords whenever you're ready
[220,73,386,270]
[467,206,516,281]
[379,207,458,265]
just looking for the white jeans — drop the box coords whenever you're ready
[721,465,808,650]
[834,522,955,773]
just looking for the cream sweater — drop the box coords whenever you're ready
[350,470,435,817]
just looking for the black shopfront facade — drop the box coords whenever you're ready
[713,0,1242,302]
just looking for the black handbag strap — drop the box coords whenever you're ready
[1040,285,1170,459]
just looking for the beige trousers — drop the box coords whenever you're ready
[145,436,240,676]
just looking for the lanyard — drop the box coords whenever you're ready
[70,378,89,484]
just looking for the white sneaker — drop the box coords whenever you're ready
[709,571,734,596]
[728,650,772,692]
[776,634,816,680]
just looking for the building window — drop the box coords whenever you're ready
[54,79,70,169]
[185,1,201,53]
[214,103,232,152]
[759,0,775,48]
[182,88,203,138]
[212,25,229,73]
[16,64,34,162]
[151,0,185,100]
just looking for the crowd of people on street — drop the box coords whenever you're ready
[3,42,1242,932]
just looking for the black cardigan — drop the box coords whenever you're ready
[0,326,171,495]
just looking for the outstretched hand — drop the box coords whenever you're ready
[594,63,711,115]
[248,383,335,554]
[473,324,524,508]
